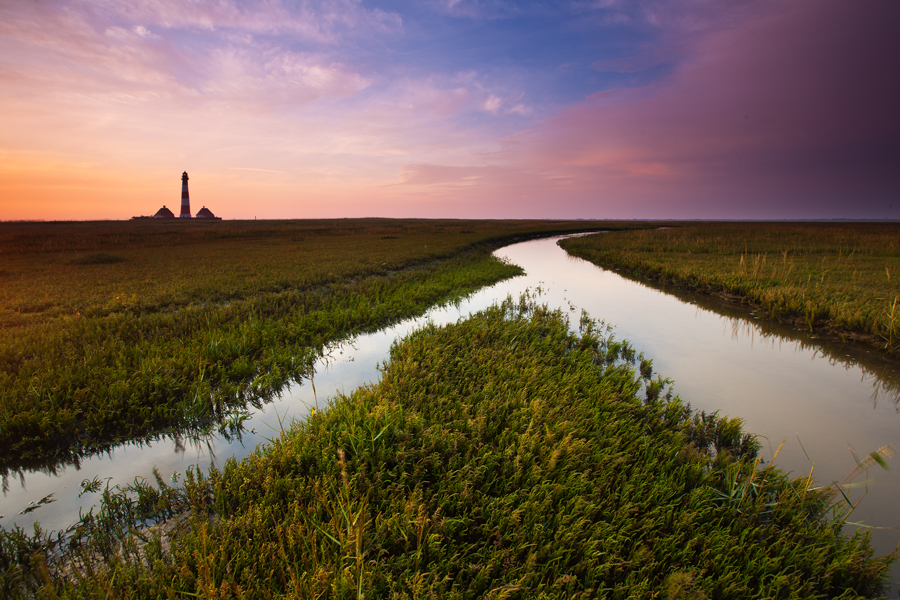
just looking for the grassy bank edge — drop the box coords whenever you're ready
[559,226,900,358]
[0,248,512,469]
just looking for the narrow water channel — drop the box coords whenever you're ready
[3,234,899,588]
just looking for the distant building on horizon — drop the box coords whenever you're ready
[195,206,221,220]
[132,171,222,221]
[154,205,176,219]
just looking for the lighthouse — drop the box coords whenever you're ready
[133,171,221,220]
[180,171,191,218]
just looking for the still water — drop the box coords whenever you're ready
[3,234,899,586]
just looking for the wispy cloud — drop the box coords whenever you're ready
[200,47,370,105]
[0,0,897,220]
[0,0,381,105]
[386,0,900,219]
[83,0,403,41]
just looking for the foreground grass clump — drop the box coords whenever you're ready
[560,222,900,354]
[4,300,893,598]
[0,218,620,467]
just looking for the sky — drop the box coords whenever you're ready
[1,0,898,221]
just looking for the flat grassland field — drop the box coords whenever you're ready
[0,218,617,466]
[561,222,900,354]
[1,219,897,598]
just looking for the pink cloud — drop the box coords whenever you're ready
[2,0,896,220]
[0,1,378,107]
[200,48,371,106]
[483,95,502,114]
[483,0,900,217]
[84,0,403,42]
[397,164,496,186]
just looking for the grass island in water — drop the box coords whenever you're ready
[1,299,895,598]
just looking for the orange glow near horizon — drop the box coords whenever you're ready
[1,0,898,221]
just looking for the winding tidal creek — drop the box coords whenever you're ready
[3,234,900,587]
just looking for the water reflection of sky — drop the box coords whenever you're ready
[512,237,900,587]
[3,234,899,589]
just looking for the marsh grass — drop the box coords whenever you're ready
[1,219,629,468]
[560,222,900,355]
[1,299,893,598]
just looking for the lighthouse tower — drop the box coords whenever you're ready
[180,171,191,219]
